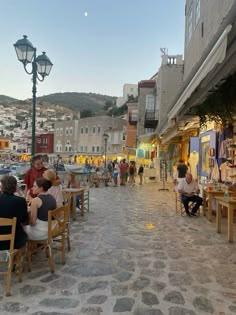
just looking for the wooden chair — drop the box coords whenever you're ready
[0,217,24,296]
[79,189,89,212]
[62,191,71,251]
[26,205,69,273]
[175,193,199,216]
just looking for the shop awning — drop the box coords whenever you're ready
[168,24,232,123]
[138,132,157,143]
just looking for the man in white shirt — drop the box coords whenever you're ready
[178,173,203,217]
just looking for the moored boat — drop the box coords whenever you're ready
[64,164,84,173]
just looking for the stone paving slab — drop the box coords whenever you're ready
[0,183,236,315]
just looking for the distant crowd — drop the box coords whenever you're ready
[106,159,144,187]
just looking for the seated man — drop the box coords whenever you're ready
[178,173,203,217]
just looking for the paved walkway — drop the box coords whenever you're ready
[0,183,236,315]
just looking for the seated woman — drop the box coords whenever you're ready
[67,173,81,209]
[93,169,100,188]
[25,178,57,240]
[43,169,63,207]
[0,175,28,250]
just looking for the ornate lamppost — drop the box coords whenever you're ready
[103,133,109,168]
[13,35,53,156]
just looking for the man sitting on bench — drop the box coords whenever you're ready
[178,173,202,217]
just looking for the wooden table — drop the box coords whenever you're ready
[215,196,236,242]
[203,188,225,221]
[63,188,85,220]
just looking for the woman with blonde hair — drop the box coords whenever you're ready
[43,169,63,206]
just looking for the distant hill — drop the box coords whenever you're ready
[0,92,125,117]
[37,92,117,113]
[0,95,18,103]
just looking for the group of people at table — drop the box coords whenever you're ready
[0,155,234,254]
[0,155,80,252]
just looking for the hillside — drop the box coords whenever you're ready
[0,92,128,118]
[36,92,117,113]
[0,95,18,103]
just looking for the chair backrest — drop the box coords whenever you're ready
[48,205,69,241]
[0,217,16,253]
[62,191,71,207]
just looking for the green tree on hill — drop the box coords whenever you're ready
[81,110,93,118]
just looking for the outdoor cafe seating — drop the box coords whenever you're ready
[26,204,69,273]
[0,217,24,296]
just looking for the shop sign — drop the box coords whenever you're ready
[159,144,168,152]
[137,148,145,158]
[201,135,210,143]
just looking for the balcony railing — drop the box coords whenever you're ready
[128,113,138,125]
[144,110,158,128]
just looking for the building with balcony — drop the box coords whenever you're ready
[159,0,236,139]
[137,80,157,139]
[158,0,236,178]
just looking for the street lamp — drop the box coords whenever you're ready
[13,35,53,156]
[103,133,109,168]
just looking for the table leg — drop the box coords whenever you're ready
[208,194,213,221]
[228,206,233,242]
[216,202,222,233]
[203,190,206,216]
[72,193,76,221]
[80,191,84,216]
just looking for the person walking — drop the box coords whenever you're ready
[113,160,119,187]
[107,161,113,181]
[138,164,144,185]
[120,159,128,186]
[129,161,136,186]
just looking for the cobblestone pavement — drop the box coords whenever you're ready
[1,183,236,315]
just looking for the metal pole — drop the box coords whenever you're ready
[104,140,107,168]
[31,49,37,156]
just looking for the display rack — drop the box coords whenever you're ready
[159,158,169,191]
[228,143,236,183]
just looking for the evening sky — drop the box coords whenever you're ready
[0,0,185,99]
